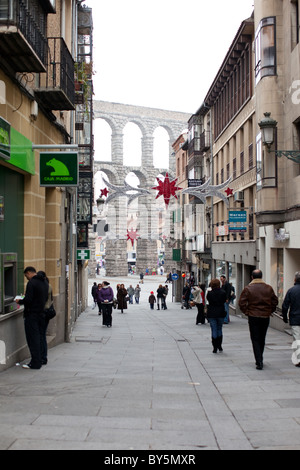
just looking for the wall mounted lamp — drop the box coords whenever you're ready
[258,112,300,163]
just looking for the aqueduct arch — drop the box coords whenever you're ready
[92,100,190,276]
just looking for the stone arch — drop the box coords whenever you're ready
[92,101,191,276]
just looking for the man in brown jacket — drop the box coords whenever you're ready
[239,269,278,370]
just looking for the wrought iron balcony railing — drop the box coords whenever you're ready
[35,37,75,110]
[0,0,47,72]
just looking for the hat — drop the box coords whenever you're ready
[150,291,154,294]
[102,281,110,286]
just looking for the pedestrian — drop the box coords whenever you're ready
[134,284,141,304]
[282,271,300,367]
[182,282,191,309]
[95,283,103,315]
[126,284,134,304]
[193,283,206,325]
[37,271,54,366]
[163,285,168,309]
[206,279,227,353]
[117,283,128,313]
[157,284,166,310]
[220,275,231,323]
[91,282,97,309]
[15,267,49,369]
[229,282,236,304]
[239,269,278,370]
[98,281,114,327]
[140,272,144,284]
[149,291,156,309]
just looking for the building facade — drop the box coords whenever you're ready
[0,0,93,370]
[177,0,300,331]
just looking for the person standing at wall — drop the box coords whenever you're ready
[282,271,300,367]
[239,269,278,370]
[15,267,49,369]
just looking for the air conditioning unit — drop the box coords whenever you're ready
[234,191,244,202]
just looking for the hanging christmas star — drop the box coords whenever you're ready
[182,177,232,206]
[127,228,139,247]
[101,177,150,205]
[152,173,182,208]
[100,187,109,198]
[225,187,234,197]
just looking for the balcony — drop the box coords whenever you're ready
[0,0,47,72]
[200,130,211,152]
[35,37,75,110]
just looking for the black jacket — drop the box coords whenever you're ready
[206,288,227,318]
[282,281,300,326]
[19,273,49,318]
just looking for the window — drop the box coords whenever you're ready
[291,0,299,50]
[0,0,12,20]
[255,17,276,84]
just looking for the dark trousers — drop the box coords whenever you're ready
[24,313,45,369]
[248,316,270,365]
[101,303,113,326]
[196,303,205,324]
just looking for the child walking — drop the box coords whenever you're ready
[148,291,156,310]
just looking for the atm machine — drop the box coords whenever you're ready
[0,253,19,315]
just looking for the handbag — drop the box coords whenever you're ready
[45,303,56,320]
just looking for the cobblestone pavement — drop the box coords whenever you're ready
[0,274,300,451]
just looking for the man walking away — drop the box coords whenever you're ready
[16,267,49,369]
[282,271,300,367]
[239,269,278,370]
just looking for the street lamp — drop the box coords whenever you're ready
[258,112,300,163]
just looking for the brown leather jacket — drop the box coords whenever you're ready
[238,279,278,318]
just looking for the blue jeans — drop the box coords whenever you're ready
[224,301,229,323]
[209,317,224,338]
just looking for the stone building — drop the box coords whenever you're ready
[176,0,300,332]
[0,0,93,370]
[254,0,300,326]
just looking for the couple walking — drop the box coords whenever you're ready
[207,270,279,370]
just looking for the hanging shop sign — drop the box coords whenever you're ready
[0,117,11,161]
[40,152,78,187]
[229,210,247,232]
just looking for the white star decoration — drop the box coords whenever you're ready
[182,177,232,206]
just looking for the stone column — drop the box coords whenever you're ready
[142,135,154,168]
[111,131,124,165]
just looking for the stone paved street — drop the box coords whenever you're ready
[0,274,300,451]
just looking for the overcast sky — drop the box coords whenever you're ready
[84,0,254,114]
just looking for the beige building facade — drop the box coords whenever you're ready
[177,0,300,331]
[0,0,92,369]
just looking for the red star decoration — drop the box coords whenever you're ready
[225,187,233,197]
[100,187,109,198]
[152,173,182,208]
[127,228,139,247]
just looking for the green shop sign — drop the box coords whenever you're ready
[0,117,10,161]
[40,152,78,187]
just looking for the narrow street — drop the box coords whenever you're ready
[0,274,300,451]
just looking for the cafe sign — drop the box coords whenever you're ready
[0,117,10,161]
[40,152,78,187]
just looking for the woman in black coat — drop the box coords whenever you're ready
[206,278,227,353]
[117,284,128,313]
